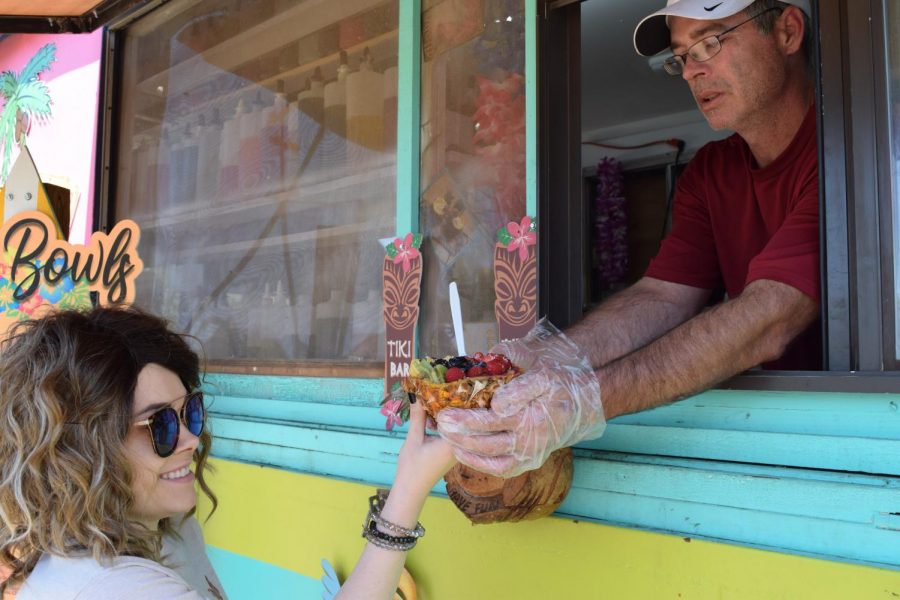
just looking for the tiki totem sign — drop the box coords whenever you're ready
[494,216,537,342]
[383,233,423,396]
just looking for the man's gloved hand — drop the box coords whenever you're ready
[436,319,606,478]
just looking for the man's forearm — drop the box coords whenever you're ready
[568,278,708,369]
[598,279,819,420]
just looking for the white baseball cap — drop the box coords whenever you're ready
[633,0,811,56]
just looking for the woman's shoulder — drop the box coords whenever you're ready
[18,552,206,600]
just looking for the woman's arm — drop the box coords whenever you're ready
[336,401,456,599]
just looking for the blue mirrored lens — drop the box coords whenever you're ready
[151,408,179,457]
[185,392,205,437]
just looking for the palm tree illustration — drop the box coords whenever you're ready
[0,43,55,184]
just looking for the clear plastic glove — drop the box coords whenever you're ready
[436,319,605,478]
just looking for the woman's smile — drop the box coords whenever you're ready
[160,465,194,482]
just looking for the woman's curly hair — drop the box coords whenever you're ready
[0,306,217,592]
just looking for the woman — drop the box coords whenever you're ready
[0,306,455,599]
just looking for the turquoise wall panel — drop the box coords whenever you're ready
[205,376,900,475]
[204,374,900,568]
[206,545,321,599]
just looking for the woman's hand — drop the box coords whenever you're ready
[392,401,457,503]
[337,403,455,599]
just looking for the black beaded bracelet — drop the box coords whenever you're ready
[367,492,426,538]
[364,520,417,545]
[360,489,423,552]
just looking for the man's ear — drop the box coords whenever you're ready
[777,6,806,56]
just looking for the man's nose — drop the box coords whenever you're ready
[681,56,709,81]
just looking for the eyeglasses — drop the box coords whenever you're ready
[134,391,205,458]
[663,8,781,76]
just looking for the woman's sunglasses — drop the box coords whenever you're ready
[134,391,205,458]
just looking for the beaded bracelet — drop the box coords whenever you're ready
[362,517,417,551]
[367,492,426,538]
[361,490,425,552]
[364,520,418,545]
[364,532,416,552]
[363,521,418,551]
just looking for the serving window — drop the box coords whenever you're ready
[111,0,399,371]
[542,0,900,383]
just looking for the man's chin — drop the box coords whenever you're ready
[700,110,731,132]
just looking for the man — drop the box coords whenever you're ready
[437,0,819,477]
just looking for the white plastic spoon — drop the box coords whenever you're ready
[449,281,466,357]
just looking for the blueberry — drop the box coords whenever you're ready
[433,358,449,367]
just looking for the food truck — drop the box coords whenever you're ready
[1,0,898,596]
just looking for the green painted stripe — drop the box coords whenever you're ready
[395,0,421,234]
[205,545,322,599]
[526,0,537,216]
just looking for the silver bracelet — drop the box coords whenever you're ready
[361,490,424,551]
[367,490,426,538]
[367,493,426,538]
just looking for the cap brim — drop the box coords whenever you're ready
[632,0,758,57]
[634,14,671,57]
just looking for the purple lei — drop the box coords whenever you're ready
[594,158,627,286]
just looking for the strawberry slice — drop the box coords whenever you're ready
[445,367,465,382]
[467,365,485,377]
[485,360,507,375]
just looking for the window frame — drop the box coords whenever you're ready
[869,0,900,370]
[96,0,410,376]
[821,0,899,373]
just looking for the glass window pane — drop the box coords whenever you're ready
[114,0,398,364]
[890,0,900,358]
[418,0,526,357]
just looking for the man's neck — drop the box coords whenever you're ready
[739,84,814,168]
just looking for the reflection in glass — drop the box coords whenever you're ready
[114,0,398,363]
[418,0,527,357]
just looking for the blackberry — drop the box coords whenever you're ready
[448,356,470,369]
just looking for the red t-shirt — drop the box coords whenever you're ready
[645,105,820,370]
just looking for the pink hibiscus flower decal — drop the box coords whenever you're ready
[506,216,536,262]
[380,398,404,431]
[392,233,420,274]
[18,292,46,316]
